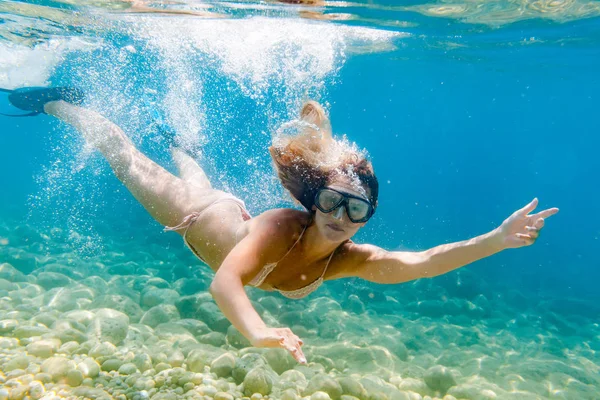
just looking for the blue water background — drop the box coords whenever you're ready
[1,13,599,314]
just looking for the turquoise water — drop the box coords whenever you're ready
[1,1,599,399]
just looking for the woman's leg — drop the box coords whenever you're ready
[43,100,221,227]
[171,147,212,190]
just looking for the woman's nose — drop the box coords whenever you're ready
[332,205,345,220]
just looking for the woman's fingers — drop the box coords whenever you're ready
[518,198,538,216]
[533,218,545,230]
[275,328,306,364]
[523,217,545,240]
[515,233,534,245]
[532,207,559,220]
[525,226,539,239]
[283,339,306,363]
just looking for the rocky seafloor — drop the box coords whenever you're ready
[0,223,599,400]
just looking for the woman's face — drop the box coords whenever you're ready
[312,179,371,242]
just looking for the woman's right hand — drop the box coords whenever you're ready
[250,327,306,364]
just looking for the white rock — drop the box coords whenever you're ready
[26,338,61,358]
[77,358,100,378]
[28,381,45,400]
[88,308,129,345]
[40,356,76,382]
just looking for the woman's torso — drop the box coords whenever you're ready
[184,205,354,293]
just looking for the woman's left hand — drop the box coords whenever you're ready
[495,198,559,249]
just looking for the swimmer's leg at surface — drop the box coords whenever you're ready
[171,147,212,190]
[43,100,222,228]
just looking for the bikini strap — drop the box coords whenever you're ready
[163,212,202,232]
[278,224,308,262]
[316,245,336,281]
[164,196,250,235]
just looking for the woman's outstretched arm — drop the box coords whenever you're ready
[342,198,559,284]
[346,231,502,283]
[209,218,307,363]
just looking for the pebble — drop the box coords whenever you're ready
[26,338,61,358]
[311,392,332,400]
[41,356,74,381]
[424,365,457,393]
[28,381,45,400]
[101,359,123,372]
[0,319,18,334]
[198,385,218,396]
[89,342,117,358]
[77,358,100,378]
[211,353,236,378]
[118,363,138,375]
[243,367,273,396]
[155,362,171,373]
[5,356,29,371]
[132,353,153,372]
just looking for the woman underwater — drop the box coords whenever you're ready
[3,87,559,364]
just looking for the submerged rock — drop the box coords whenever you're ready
[141,288,180,308]
[40,356,76,382]
[5,355,30,372]
[77,357,100,378]
[118,363,138,375]
[424,365,457,394]
[304,374,343,399]
[337,377,368,400]
[26,338,61,358]
[88,308,129,345]
[226,325,251,349]
[132,352,153,372]
[243,366,275,396]
[233,353,268,384]
[198,331,227,347]
[154,323,197,343]
[28,381,45,399]
[175,319,211,337]
[91,295,143,323]
[195,301,231,333]
[0,263,27,282]
[0,319,18,334]
[140,304,180,328]
[13,324,50,339]
[63,310,95,327]
[101,358,123,372]
[0,278,16,291]
[211,352,236,377]
[88,341,117,358]
[173,278,208,296]
[264,348,296,375]
[36,271,72,290]
[186,345,225,372]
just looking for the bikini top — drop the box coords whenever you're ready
[167,203,335,299]
[247,225,336,299]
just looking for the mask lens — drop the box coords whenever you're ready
[347,198,371,221]
[317,189,343,211]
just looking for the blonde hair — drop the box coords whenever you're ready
[269,101,378,211]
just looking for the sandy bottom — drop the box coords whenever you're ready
[0,223,598,400]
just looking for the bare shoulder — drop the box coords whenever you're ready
[222,208,312,283]
[243,208,311,258]
[250,208,311,237]
[327,242,383,279]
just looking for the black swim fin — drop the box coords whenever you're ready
[0,87,85,117]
